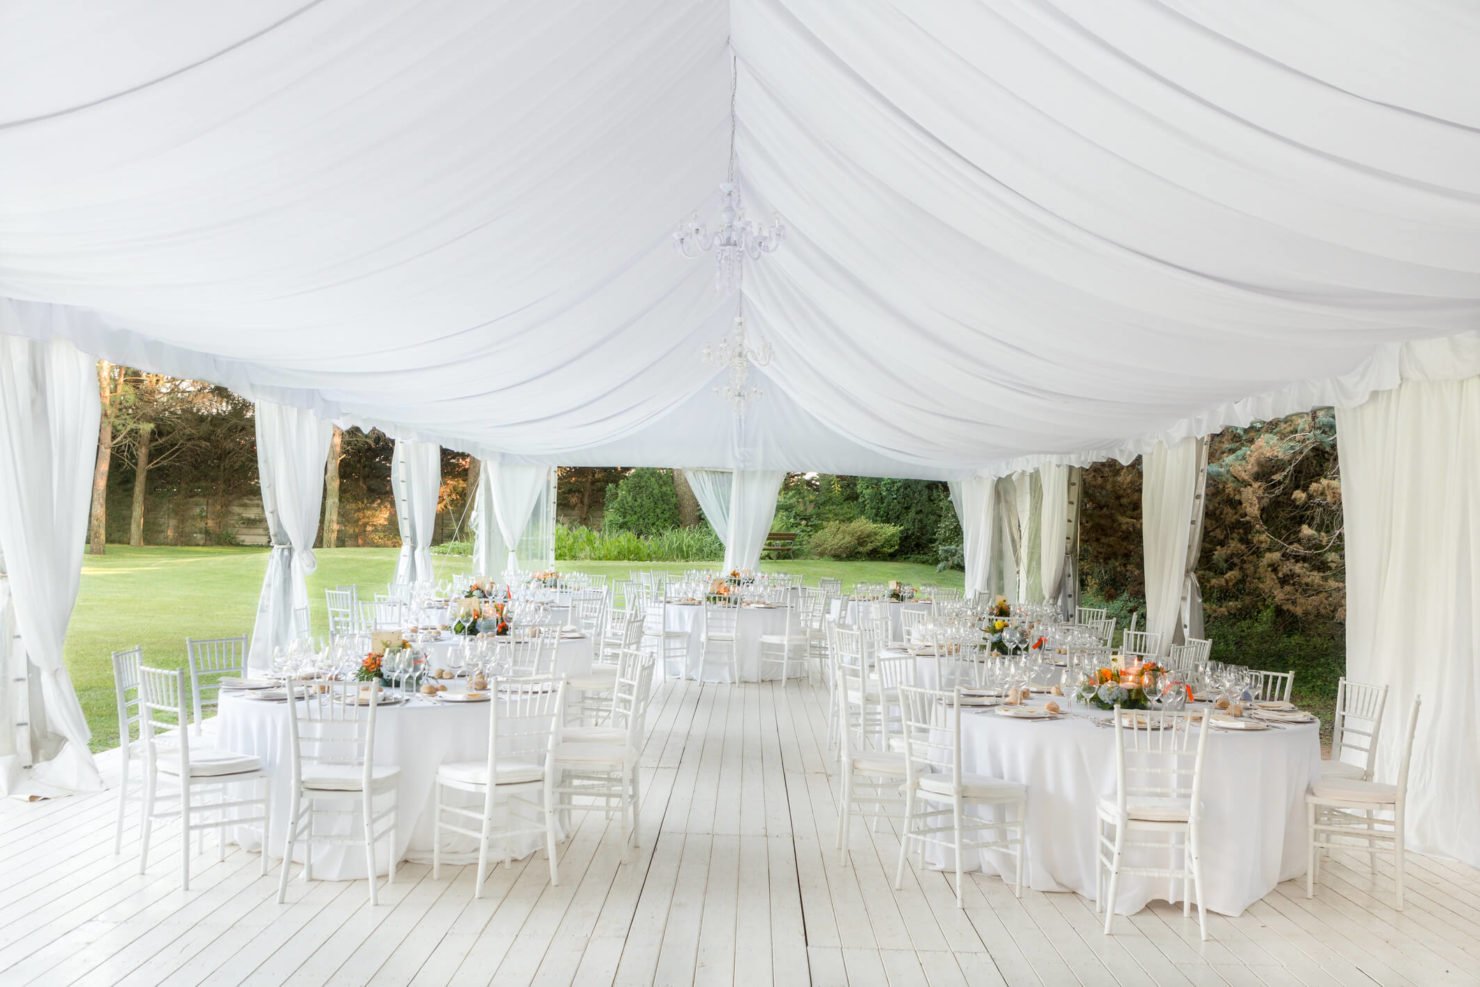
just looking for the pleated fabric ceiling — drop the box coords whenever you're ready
[2,0,1479,476]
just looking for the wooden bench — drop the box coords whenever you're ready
[762,531,797,559]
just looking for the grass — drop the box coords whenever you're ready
[64,546,961,750]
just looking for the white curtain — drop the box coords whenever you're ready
[489,462,549,573]
[722,470,785,571]
[950,474,997,597]
[248,402,332,673]
[1038,464,1071,610]
[1142,437,1206,655]
[0,336,103,797]
[1338,375,1480,866]
[392,440,441,586]
[683,469,733,546]
[993,476,1021,602]
[1014,471,1043,603]
[470,460,507,580]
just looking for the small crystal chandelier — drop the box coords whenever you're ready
[703,303,772,413]
[673,55,785,295]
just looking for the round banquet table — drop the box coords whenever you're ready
[650,603,794,682]
[919,690,1321,916]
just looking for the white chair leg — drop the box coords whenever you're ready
[953,798,964,909]
[180,787,192,892]
[363,810,378,907]
[432,784,442,881]
[836,770,851,865]
[1190,824,1207,941]
[114,753,130,856]
[260,781,271,877]
[544,782,561,887]
[1395,809,1406,910]
[894,787,914,890]
[278,792,300,903]
[1103,823,1125,935]
[1306,803,1316,898]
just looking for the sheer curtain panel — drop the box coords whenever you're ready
[489,463,549,573]
[1142,437,1207,655]
[470,460,507,580]
[950,474,997,597]
[1038,464,1072,610]
[723,471,785,571]
[1338,374,1480,867]
[0,336,103,796]
[684,469,733,547]
[249,402,332,672]
[393,440,441,586]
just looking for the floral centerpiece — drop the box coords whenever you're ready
[532,570,560,587]
[727,568,756,585]
[356,652,384,682]
[452,602,509,636]
[886,580,915,602]
[988,595,1011,618]
[706,578,734,603]
[1076,660,1166,710]
[463,579,498,599]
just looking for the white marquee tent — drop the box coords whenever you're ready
[0,0,1477,868]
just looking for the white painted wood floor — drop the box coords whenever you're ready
[3,678,1477,986]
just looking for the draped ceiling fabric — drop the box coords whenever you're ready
[249,401,332,673]
[4,1,1480,478]
[1338,352,1480,867]
[0,336,103,797]
[392,440,441,586]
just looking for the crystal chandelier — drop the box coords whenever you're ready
[703,307,772,413]
[673,56,785,295]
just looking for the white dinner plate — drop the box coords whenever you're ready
[436,692,490,703]
[996,705,1059,720]
[1210,715,1267,731]
[221,677,276,690]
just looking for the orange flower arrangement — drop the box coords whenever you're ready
[356,653,383,682]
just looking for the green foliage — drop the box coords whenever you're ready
[603,468,681,537]
[855,478,955,560]
[554,524,723,562]
[807,518,902,560]
[433,539,473,556]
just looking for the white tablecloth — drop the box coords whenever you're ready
[651,603,793,682]
[934,698,1321,916]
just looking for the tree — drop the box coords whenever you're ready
[87,362,125,554]
[321,425,344,548]
[603,468,681,536]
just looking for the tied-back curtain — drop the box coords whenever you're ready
[1038,464,1071,610]
[683,469,733,546]
[489,462,549,573]
[0,336,102,797]
[723,470,785,571]
[1338,376,1480,867]
[949,474,997,597]
[470,459,507,580]
[249,402,332,673]
[392,440,441,586]
[1142,437,1206,655]
[993,476,1020,602]
[1014,471,1043,604]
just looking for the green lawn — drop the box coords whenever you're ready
[64,546,961,751]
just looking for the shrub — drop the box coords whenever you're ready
[856,477,954,560]
[433,539,473,556]
[603,469,680,537]
[807,518,902,560]
[554,524,722,562]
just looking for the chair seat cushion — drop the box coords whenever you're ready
[1097,795,1193,822]
[302,763,401,791]
[1320,760,1366,781]
[553,740,635,765]
[1309,777,1398,804]
[918,771,1026,801]
[849,752,910,776]
[437,759,544,787]
[158,747,261,778]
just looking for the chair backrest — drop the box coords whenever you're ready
[900,608,930,641]
[970,590,996,613]
[573,592,607,639]
[284,678,380,789]
[111,646,144,749]
[325,587,359,640]
[1076,606,1108,625]
[507,632,557,678]
[1252,669,1294,703]
[934,652,981,691]
[138,665,192,772]
[1165,643,1202,678]
[186,635,247,728]
[361,598,406,630]
[1109,708,1210,817]
[1088,617,1115,645]
[933,587,963,606]
[897,685,961,787]
[704,602,739,637]
[1120,629,1162,659]
[607,649,657,749]
[1392,696,1423,799]
[489,677,566,774]
[1331,677,1389,778]
[819,577,842,596]
[1182,637,1212,663]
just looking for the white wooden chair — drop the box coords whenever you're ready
[699,599,741,683]
[819,577,842,597]
[185,635,247,733]
[1076,606,1108,625]
[1097,707,1212,939]
[835,673,911,867]
[833,626,881,755]
[970,590,997,613]
[278,678,400,905]
[568,617,645,726]
[1324,678,1389,781]
[1087,617,1116,645]
[894,685,1027,906]
[653,597,693,681]
[507,630,558,678]
[325,586,359,640]
[111,646,145,855]
[572,590,608,641]
[1181,637,1212,664]
[551,655,655,860]
[360,598,406,631]
[1307,696,1421,909]
[899,607,931,645]
[1119,630,1162,662]
[137,666,270,891]
[434,677,566,896]
[1252,669,1295,703]
[758,587,810,685]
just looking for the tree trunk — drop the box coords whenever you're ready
[673,469,700,528]
[466,456,481,536]
[87,362,116,555]
[128,422,153,547]
[578,469,596,525]
[321,425,343,549]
